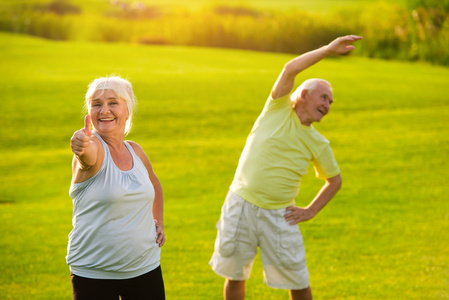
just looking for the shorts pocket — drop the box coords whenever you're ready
[215,191,245,257]
[278,223,306,270]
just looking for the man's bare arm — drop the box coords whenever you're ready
[284,174,342,225]
[271,35,362,99]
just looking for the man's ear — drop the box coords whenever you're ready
[300,89,308,100]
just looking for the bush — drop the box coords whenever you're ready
[407,0,449,63]
[213,5,260,17]
[34,0,82,15]
[0,2,448,65]
[105,4,161,20]
[26,13,72,40]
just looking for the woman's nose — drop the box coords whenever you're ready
[100,104,110,114]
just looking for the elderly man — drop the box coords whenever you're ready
[209,35,362,300]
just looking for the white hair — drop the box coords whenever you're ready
[85,76,137,135]
[290,78,332,106]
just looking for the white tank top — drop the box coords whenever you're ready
[67,132,161,279]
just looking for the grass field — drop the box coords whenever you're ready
[0,31,448,299]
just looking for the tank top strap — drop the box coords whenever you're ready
[93,132,135,160]
[92,131,113,160]
[123,141,137,159]
[92,132,143,174]
[123,141,149,176]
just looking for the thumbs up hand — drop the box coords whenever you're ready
[84,114,92,137]
[71,115,93,156]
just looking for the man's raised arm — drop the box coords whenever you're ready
[271,35,362,99]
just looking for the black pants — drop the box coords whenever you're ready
[71,266,165,300]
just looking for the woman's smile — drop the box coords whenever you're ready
[90,89,129,134]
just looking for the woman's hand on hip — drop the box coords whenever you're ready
[154,219,166,247]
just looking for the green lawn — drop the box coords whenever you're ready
[0,32,448,299]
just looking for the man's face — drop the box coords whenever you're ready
[301,83,333,125]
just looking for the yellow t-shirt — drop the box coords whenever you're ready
[230,94,340,209]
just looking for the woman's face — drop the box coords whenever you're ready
[89,89,129,135]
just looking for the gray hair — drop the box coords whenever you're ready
[290,78,332,106]
[85,76,137,135]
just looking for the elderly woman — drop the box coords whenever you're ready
[67,76,165,299]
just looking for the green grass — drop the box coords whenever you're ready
[0,32,448,299]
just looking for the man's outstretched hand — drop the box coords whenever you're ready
[326,35,363,56]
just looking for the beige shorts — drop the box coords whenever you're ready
[209,190,309,290]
